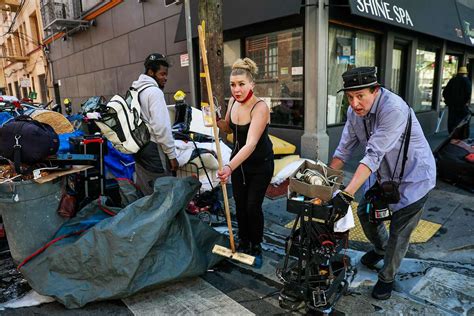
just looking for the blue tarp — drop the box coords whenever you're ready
[104,141,135,180]
[0,112,13,126]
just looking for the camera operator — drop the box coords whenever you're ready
[328,67,436,300]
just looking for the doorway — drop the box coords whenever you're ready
[38,74,48,105]
[391,43,409,100]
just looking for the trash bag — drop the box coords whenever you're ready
[0,112,13,126]
[104,141,135,181]
[81,96,107,114]
[57,130,84,154]
[18,176,227,308]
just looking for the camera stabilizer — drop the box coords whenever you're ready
[277,199,355,314]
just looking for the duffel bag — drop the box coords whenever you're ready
[0,115,59,173]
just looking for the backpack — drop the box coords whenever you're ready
[95,84,155,154]
[0,115,59,173]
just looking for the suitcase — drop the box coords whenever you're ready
[434,112,474,192]
[68,135,106,200]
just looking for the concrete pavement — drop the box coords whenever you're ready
[0,127,473,315]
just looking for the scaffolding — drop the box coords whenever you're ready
[40,0,90,39]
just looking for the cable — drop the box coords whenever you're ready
[1,0,26,37]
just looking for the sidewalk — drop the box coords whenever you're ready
[0,128,472,315]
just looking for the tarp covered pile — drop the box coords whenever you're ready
[19,176,226,309]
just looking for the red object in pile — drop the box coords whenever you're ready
[0,224,5,238]
[466,153,474,163]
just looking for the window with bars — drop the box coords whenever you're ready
[223,27,304,128]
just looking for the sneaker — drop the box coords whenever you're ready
[237,240,251,254]
[372,280,394,300]
[250,244,263,269]
[360,250,384,268]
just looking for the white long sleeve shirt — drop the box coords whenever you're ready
[132,74,176,160]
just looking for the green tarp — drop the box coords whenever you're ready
[19,177,226,308]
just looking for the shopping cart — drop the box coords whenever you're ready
[174,131,225,225]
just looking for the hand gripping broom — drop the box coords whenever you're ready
[198,22,255,266]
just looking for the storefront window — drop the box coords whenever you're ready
[391,49,403,96]
[413,48,437,112]
[245,28,304,128]
[468,59,474,105]
[327,25,379,125]
[224,29,304,128]
[223,39,241,98]
[440,54,459,108]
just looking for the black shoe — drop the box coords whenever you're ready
[250,243,263,268]
[372,280,393,300]
[360,250,384,268]
[237,240,251,254]
[250,243,262,256]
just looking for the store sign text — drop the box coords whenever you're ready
[355,0,414,27]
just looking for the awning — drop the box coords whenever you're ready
[174,0,302,43]
[347,0,474,47]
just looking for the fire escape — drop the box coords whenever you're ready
[40,0,91,40]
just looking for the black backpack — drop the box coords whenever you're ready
[0,116,59,173]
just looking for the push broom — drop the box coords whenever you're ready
[197,22,255,266]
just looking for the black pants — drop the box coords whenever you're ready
[357,193,429,282]
[448,107,469,133]
[231,160,274,245]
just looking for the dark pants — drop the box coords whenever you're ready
[231,160,274,245]
[448,106,469,133]
[357,193,429,283]
[135,161,169,196]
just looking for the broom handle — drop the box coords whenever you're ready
[198,22,236,253]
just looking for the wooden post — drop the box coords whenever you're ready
[198,22,236,254]
[198,0,225,117]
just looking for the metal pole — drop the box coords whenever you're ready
[184,0,197,107]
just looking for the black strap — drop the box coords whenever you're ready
[250,99,263,115]
[398,110,412,181]
[230,98,237,112]
[362,90,384,141]
[363,90,412,184]
[363,91,384,182]
[13,135,22,174]
[229,98,263,123]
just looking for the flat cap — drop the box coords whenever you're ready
[338,66,380,93]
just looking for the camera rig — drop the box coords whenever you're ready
[277,199,354,314]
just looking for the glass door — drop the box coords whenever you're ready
[391,43,408,100]
[440,54,460,108]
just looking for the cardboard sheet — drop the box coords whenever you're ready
[34,165,93,184]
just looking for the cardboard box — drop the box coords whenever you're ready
[288,161,343,202]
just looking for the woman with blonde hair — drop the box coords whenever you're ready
[217,58,274,267]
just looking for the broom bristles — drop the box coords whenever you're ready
[212,244,255,266]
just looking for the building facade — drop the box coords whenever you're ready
[0,0,50,104]
[43,0,474,162]
[42,0,187,111]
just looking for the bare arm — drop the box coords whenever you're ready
[216,98,233,134]
[329,157,344,170]
[227,102,269,170]
[344,163,372,196]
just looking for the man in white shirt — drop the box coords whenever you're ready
[132,53,178,195]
